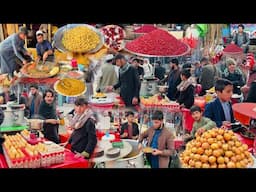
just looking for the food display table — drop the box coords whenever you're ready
[232,103,256,125]
[0,148,89,168]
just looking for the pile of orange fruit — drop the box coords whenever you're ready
[180,128,254,168]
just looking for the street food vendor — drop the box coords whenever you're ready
[61,97,97,159]
[0,26,31,76]
[138,110,174,168]
[106,54,140,107]
[35,30,54,62]
[38,89,60,143]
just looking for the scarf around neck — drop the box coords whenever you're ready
[119,63,131,76]
[177,77,195,92]
[69,108,95,129]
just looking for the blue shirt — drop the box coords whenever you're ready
[150,129,162,168]
[220,101,231,122]
[36,40,53,57]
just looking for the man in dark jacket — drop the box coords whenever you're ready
[154,60,166,81]
[160,58,181,101]
[66,97,97,159]
[231,24,250,53]
[38,89,60,143]
[106,54,140,107]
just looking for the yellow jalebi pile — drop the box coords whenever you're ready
[62,26,100,53]
[55,78,86,96]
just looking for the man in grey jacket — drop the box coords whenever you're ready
[231,24,250,53]
[0,26,31,76]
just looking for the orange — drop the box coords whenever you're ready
[224,133,232,141]
[200,155,209,163]
[242,159,248,166]
[240,153,245,160]
[235,141,242,147]
[200,137,207,143]
[195,161,202,168]
[231,135,238,141]
[218,129,225,135]
[218,164,226,168]
[224,157,230,164]
[222,144,229,151]
[245,151,251,158]
[204,149,212,156]
[191,147,197,153]
[242,144,248,151]
[234,148,241,155]
[235,162,242,168]
[211,143,219,150]
[207,138,215,144]
[213,150,221,157]
[217,156,225,164]
[197,147,204,155]
[203,132,211,139]
[227,161,236,168]
[208,156,217,164]
[239,161,246,168]
[202,142,210,149]
[225,151,233,158]
[228,141,235,146]
[202,163,210,168]
[195,141,201,148]
[189,159,195,167]
[231,156,237,163]
[184,156,190,164]
[210,131,217,138]
[216,135,223,141]
[210,163,217,168]
[194,154,201,161]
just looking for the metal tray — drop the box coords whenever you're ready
[53,24,104,53]
[54,79,87,97]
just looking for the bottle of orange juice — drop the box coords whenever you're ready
[58,111,65,126]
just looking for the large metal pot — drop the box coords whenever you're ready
[0,107,25,127]
[105,139,144,168]
[140,79,158,97]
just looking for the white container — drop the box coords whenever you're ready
[105,139,144,168]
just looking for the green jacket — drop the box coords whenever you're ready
[191,117,216,137]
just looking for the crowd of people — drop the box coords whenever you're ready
[0,24,256,168]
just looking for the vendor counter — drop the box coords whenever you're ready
[0,148,89,168]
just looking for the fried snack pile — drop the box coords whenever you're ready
[180,128,254,168]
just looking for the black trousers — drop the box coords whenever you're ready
[43,123,60,144]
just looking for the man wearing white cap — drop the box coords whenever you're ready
[0,26,31,76]
[36,30,54,62]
